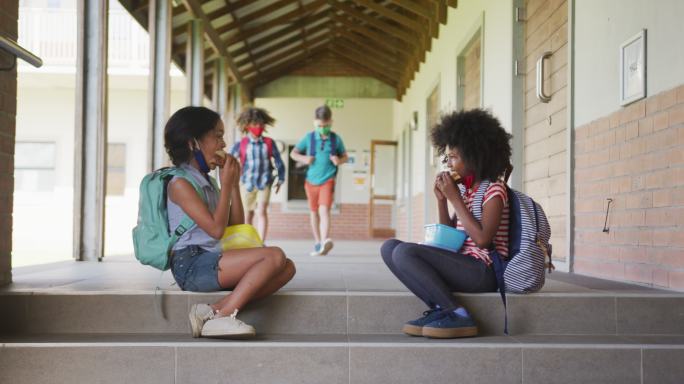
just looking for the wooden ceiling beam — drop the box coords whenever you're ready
[245,31,330,73]
[448,0,458,8]
[215,0,300,36]
[245,44,330,87]
[332,39,402,78]
[335,32,408,83]
[333,27,408,63]
[223,0,327,47]
[387,0,438,39]
[332,42,401,80]
[230,9,329,58]
[331,14,413,57]
[180,0,243,83]
[235,22,330,68]
[355,0,424,34]
[205,0,254,20]
[438,0,447,24]
[327,0,418,49]
[330,48,398,88]
[387,0,432,19]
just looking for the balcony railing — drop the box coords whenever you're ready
[18,7,150,70]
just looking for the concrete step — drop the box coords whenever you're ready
[2,290,684,336]
[1,333,683,384]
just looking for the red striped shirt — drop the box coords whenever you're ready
[454,181,509,265]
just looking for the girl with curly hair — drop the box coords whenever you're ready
[381,108,512,338]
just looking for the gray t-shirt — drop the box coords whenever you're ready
[167,163,221,252]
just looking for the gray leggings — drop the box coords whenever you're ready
[381,239,497,310]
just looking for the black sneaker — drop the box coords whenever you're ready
[401,308,444,336]
[422,312,478,338]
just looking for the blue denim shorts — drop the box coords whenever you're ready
[170,245,223,292]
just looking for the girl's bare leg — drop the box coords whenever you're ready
[209,246,292,316]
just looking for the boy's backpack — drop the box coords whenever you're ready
[463,180,553,333]
[239,136,274,168]
[132,167,204,270]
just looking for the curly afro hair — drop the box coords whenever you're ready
[430,109,512,182]
[237,107,275,132]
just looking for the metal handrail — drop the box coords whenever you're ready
[0,35,43,68]
[535,51,552,103]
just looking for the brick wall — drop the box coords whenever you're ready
[268,203,392,240]
[523,0,568,264]
[395,193,424,241]
[574,84,684,290]
[0,1,18,286]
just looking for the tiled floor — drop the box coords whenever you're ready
[3,240,671,294]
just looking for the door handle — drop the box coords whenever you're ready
[536,51,553,103]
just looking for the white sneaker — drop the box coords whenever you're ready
[189,303,215,338]
[320,238,334,255]
[200,309,256,339]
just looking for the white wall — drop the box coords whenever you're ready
[14,72,187,265]
[392,1,514,194]
[253,97,395,204]
[575,0,684,126]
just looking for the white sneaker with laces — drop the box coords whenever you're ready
[189,303,215,338]
[320,238,334,255]
[201,309,256,339]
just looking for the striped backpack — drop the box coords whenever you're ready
[465,180,553,293]
[463,180,553,333]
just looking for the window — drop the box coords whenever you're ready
[107,143,126,196]
[14,142,56,192]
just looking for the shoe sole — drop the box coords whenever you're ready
[422,326,478,338]
[189,305,203,338]
[319,240,334,255]
[201,330,256,339]
[401,324,424,337]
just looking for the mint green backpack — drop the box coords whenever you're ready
[132,167,203,270]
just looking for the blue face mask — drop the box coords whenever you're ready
[192,143,210,175]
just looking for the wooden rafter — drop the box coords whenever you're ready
[355,0,425,37]
[235,21,330,68]
[335,34,410,86]
[328,0,419,50]
[388,0,438,39]
[223,0,327,47]
[334,34,402,74]
[180,0,243,83]
[245,32,330,75]
[120,0,458,99]
[332,13,413,57]
[334,27,408,64]
[245,44,330,87]
[332,39,402,78]
[331,48,397,88]
[205,0,254,20]
[230,8,328,58]
[215,0,300,36]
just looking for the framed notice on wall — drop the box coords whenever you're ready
[620,29,646,106]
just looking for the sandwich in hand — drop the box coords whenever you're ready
[449,170,462,183]
[215,149,227,167]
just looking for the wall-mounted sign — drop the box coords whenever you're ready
[325,98,345,108]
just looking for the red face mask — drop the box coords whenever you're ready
[248,126,264,137]
[463,174,475,190]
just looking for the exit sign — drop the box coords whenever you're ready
[325,98,344,108]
